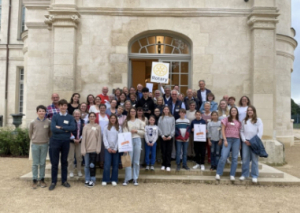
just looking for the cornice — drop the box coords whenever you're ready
[23,0,51,9]
[26,22,48,29]
[44,12,80,30]
[276,51,295,61]
[276,34,298,49]
[247,7,280,30]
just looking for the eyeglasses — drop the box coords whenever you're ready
[89,116,96,118]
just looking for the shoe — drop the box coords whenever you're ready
[200,164,205,171]
[239,176,245,181]
[215,174,220,180]
[150,166,155,171]
[32,180,37,189]
[87,181,95,188]
[112,181,117,186]
[123,181,129,186]
[166,167,171,172]
[69,172,74,178]
[145,165,150,170]
[252,178,258,183]
[40,180,47,188]
[230,176,235,181]
[226,158,231,164]
[161,166,165,171]
[182,165,190,170]
[176,165,180,171]
[193,164,200,169]
[62,182,71,188]
[49,183,56,191]
[78,171,83,177]
[133,180,139,186]
[102,182,107,186]
[85,181,89,187]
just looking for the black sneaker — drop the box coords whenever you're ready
[176,165,181,171]
[62,182,71,188]
[84,181,89,187]
[182,165,190,170]
[49,183,56,191]
[87,181,95,188]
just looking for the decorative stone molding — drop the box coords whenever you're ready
[276,51,295,61]
[247,7,280,30]
[277,34,298,49]
[26,22,48,29]
[23,0,51,9]
[44,13,80,30]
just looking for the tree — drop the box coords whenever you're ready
[291,99,300,115]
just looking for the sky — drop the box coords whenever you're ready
[291,0,300,104]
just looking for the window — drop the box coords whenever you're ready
[19,69,24,113]
[18,2,26,38]
[21,5,25,33]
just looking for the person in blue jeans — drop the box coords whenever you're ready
[239,105,263,183]
[175,109,190,171]
[144,116,159,171]
[207,111,222,171]
[216,107,241,181]
[102,115,121,186]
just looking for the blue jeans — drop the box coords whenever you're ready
[241,142,259,178]
[217,138,240,176]
[210,140,221,167]
[145,142,157,166]
[102,149,119,183]
[125,138,141,181]
[31,143,48,180]
[176,141,188,166]
[84,153,97,182]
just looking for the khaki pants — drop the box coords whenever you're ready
[68,142,82,173]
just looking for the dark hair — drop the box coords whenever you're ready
[228,96,236,101]
[179,108,186,114]
[79,102,88,113]
[239,96,251,107]
[142,87,149,93]
[211,111,219,121]
[88,112,96,118]
[58,99,68,106]
[148,115,156,125]
[36,105,47,112]
[70,93,80,104]
[108,114,120,131]
[136,107,145,121]
[228,107,239,123]
[244,105,257,124]
[206,92,215,101]
[86,94,95,105]
[99,104,106,109]
[195,110,202,115]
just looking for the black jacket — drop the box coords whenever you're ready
[168,100,183,120]
[136,97,155,118]
[197,89,211,108]
[184,97,200,110]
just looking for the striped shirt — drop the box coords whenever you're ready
[175,118,190,142]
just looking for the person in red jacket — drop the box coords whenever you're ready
[97,86,109,105]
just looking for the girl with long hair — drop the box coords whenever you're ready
[68,93,80,115]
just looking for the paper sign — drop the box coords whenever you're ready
[194,124,206,142]
[146,83,153,92]
[151,62,169,83]
[118,132,133,152]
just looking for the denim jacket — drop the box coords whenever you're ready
[249,135,268,158]
[199,101,218,114]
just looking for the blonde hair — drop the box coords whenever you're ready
[217,99,229,117]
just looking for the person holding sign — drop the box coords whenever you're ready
[122,108,145,186]
[190,111,207,171]
[102,115,122,186]
[216,107,241,182]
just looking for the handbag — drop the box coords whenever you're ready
[121,152,131,168]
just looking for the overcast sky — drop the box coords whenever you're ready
[291,0,300,104]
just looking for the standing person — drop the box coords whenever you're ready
[216,107,241,181]
[199,93,218,113]
[136,87,155,119]
[218,99,229,121]
[186,101,197,160]
[49,99,76,191]
[228,96,236,109]
[81,112,101,188]
[158,106,175,172]
[168,90,186,120]
[123,100,132,116]
[118,93,127,107]
[136,84,143,100]
[102,115,121,186]
[153,108,162,162]
[68,110,84,178]
[202,102,212,164]
[184,89,200,110]
[162,85,172,106]
[106,99,117,116]
[153,90,162,104]
[29,105,51,189]
[239,106,263,183]
[86,94,95,111]
[175,109,190,171]
[46,93,60,120]
[89,96,101,113]
[80,102,89,124]
[105,94,116,109]
[191,111,207,171]
[129,93,137,108]
[154,96,165,114]
[207,111,222,171]
[68,93,80,115]
[123,87,129,99]
[223,95,229,103]
[123,108,145,186]
[114,88,122,102]
[116,105,127,169]
[98,86,109,104]
[197,80,212,109]
[144,115,159,171]
[137,107,148,166]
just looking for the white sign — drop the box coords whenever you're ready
[118,132,133,152]
[194,124,206,142]
[146,83,153,92]
[151,62,169,83]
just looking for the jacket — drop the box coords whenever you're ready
[184,97,200,110]
[70,118,85,143]
[136,97,155,119]
[249,135,268,158]
[175,125,190,142]
[168,100,184,120]
[197,88,211,108]
[199,101,218,113]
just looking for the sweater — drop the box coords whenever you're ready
[81,123,102,155]
[158,116,175,137]
[136,97,155,118]
[145,125,159,144]
[103,126,122,151]
[50,113,76,141]
[175,118,190,142]
[240,118,263,142]
[29,118,51,144]
[207,121,223,141]
[123,119,145,138]
[138,117,148,139]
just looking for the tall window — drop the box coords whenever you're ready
[19,69,24,113]
[21,5,25,33]
[0,0,2,31]
[18,2,25,38]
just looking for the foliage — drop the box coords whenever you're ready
[0,127,30,156]
[291,99,300,115]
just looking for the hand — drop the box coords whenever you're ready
[111,150,116,154]
[74,139,80,143]
[208,140,212,146]
[167,136,171,140]
[162,137,167,141]
[131,129,137,134]
[108,148,113,153]
[218,140,222,146]
[224,140,228,147]
[192,128,194,132]
[56,126,61,129]
[245,140,251,146]
[147,143,151,146]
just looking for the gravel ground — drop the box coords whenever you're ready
[0,145,300,213]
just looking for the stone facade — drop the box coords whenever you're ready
[0,0,297,145]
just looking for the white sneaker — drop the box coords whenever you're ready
[102,182,107,186]
[230,176,235,181]
[239,176,245,181]
[112,181,117,186]
[69,172,74,178]
[133,180,139,186]
[161,166,165,171]
[226,158,231,164]
[193,164,200,169]
[215,174,220,180]
[200,164,205,171]
[150,166,155,171]
[166,167,171,172]
[252,178,258,183]
[78,171,83,177]
[123,181,128,186]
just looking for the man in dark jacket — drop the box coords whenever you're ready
[184,88,200,110]
[136,87,155,118]
[197,80,211,108]
[168,90,186,120]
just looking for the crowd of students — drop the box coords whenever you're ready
[29,80,264,190]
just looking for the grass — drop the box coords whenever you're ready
[294,123,300,129]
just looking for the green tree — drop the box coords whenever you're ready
[291,99,300,115]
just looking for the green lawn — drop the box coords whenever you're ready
[294,123,300,129]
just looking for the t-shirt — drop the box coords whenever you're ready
[221,117,241,139]
[201,90,206,102]
[237,106,248,122]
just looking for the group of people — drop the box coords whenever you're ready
[29,80,264,190]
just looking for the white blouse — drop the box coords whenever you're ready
[240,118,263,142]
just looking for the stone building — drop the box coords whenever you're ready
[0,0,297,145]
